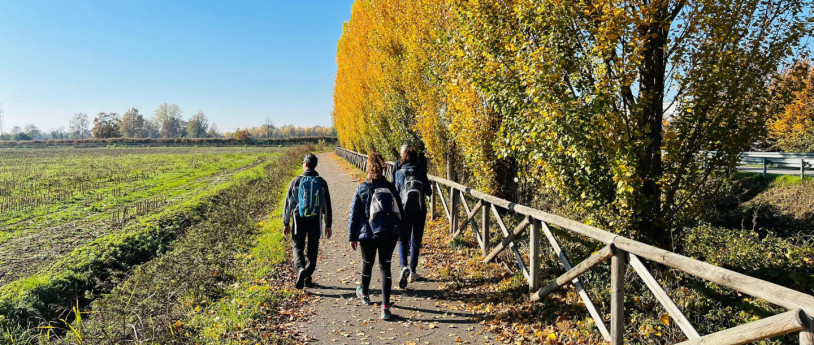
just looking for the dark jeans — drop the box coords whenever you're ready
[292,216,320,278]
[398,210,426,272]
[359,233,398,306]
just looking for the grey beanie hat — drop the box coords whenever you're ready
[303,153,318,168]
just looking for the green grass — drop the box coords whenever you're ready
[0,145,323,344]
[0,147,271,234]
[0,160,275,326]
[731,171,807,186]
[188,157,303,344]
[0,147,279,286]
[0,146,303,344]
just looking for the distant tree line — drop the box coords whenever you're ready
[225,120,337,141]
[0,104,335,141]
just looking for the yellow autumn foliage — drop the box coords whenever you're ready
[768,63,814,152]
[333,0,811,242]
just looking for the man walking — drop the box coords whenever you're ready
[283,153,333,289]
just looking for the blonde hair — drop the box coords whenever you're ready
[366,152,386,181]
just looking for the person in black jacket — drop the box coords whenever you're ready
[348,152,403,320]
[283,153,333,289]
[394,147,432,288]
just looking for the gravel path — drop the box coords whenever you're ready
[292,153,494,345]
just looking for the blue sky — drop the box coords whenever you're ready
[0,0,353,133]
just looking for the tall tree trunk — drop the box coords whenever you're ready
[635,12,668,248]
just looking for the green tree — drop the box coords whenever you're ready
[11,126,30,141]
[48,126,68,139]
[23,124,43,140]
[452,0,810,245]
[92,112,122,138]
[153,103,183,138]
[186,111,209,138]
[121,108,144,137]
[120,108,147,138]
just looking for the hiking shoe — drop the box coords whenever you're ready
[295,268,306,289]
[356,286,371,305]
[399,267,410,289]
[304,275,315,288]
[408,270,419,283]
[381,305,392,320]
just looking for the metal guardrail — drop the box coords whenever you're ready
[336,147,814,345]
[739,152,814,178]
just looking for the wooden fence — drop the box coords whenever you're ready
[336,147,814,345]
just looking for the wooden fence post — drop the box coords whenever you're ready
[450,186,458,235]
[481,201,490,255]
[529,219,541,291]
[610,247,627,345]
[430,190,436,220]
[802,313,813,345]
[802,159,806,181]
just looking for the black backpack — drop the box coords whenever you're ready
[399,166,424,212]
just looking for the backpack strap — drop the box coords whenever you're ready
[364,181,374,219]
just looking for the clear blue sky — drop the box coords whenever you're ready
[0,0,353,133]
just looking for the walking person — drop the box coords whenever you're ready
[283,153,333,289]
[389,144,409,182]
[394,146,432,288]
[348,152,403,320]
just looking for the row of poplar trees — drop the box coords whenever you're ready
[332,0,812,247]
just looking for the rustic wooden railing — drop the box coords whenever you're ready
[335,147,814,345]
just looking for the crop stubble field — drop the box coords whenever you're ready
[0,147,278,285]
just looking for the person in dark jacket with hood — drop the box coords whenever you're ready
[394,147,432,288]
[283,153,332,289]
[348,152,403,320]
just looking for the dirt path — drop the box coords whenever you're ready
[292,153,495,345]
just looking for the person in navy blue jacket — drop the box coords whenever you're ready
[393,147,432,289]
[348,152,403,320]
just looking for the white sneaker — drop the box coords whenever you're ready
[408,271,419,283]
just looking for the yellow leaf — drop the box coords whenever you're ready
[660,313,670,326]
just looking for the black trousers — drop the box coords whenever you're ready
[292,216,320,277]
[359,233,398,306]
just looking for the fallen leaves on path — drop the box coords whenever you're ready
[419,218,604,344]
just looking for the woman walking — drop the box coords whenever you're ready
[394,146,432,288]
[348,152,403,320]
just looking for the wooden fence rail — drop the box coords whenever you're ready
[335,147,814,345]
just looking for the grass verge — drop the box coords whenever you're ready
[69,145,318,344]
[0,157,273,335]
[0,145,323,344]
